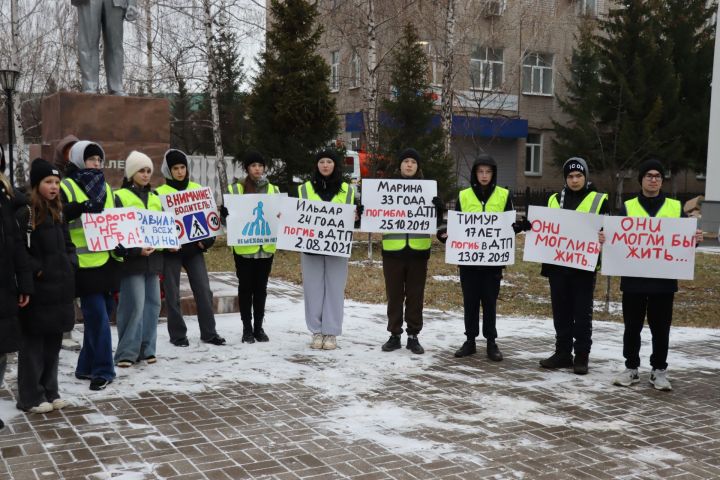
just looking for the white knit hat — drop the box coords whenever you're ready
[125,151,154,179]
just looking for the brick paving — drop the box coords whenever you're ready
[1,275,719,479]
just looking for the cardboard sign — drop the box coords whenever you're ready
[223,193,282,246]
[82,208,145,252]
[445,210,516,266]
[601,216,697,280]
[276,197,356,257]
[159,187,221,245]
[360,179,437,234]
[523,205,603,271]
[138,209,179,249]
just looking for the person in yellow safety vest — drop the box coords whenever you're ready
[113,151,164,369]
[157,149,225,348]
[298,150,360,351]
[224,150,279,344]
[380,148,443,355]
[611,158,703,391]
[538,157,608,375]
[59,140,119,391]
[438,154,528,362]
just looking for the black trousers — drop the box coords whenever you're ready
[17,332,62,410]
[459,266,501,342]
[622,292,674,370]
[382,255,428,335]
[548,273,596,355]
[234,255,274,330]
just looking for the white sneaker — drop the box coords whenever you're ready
[613,368,640,387]
[29,402,53,414]
[310,334,324,349]
[650,369,672,391]
[322,335,337,350]
[52,399,69,410]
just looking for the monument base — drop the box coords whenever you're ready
[39,92,170,187]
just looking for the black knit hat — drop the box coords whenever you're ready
[397,148,421,165]
[637,158,665,183]
[30,158,61,188]
[165,149,188,169]
[242,150,266,170]
[314,149,339,164]
[83,143,104,161]
[563,157,589,180]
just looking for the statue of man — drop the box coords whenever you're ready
[72,0,139,95]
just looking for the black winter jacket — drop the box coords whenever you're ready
[16,207,77,334]
[0,185,34,354]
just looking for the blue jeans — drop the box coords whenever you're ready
[115,273,161,363]
[76,293,116,382]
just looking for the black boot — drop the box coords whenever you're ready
[486,341,503,362]
[406,335,424,354]
[454,340,477,358]
[381,334,401,352]
[539,351,574,369]
[573,352,589,375]
[254,325,270,342]
[0,418,4,430]
[242,329,255,344]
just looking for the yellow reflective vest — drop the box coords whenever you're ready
[548,190,607,214]
[227,182,280,255]
[624,197,681,218]
[459,186,509,213]
[60,178,115,269]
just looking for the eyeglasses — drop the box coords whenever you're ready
[644,174,663,181]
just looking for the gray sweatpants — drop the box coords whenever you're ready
[163,253,218,342]
[301,254,349,336]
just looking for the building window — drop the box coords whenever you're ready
[522,53,554,95]
[470,47,504,91]
[576,0,597,17]
[350,52,361,88]
[330,51,340,92]
[525,133,542,175]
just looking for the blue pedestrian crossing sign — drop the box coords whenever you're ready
[184,212,210,241]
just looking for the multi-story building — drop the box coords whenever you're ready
[307,0,706,196]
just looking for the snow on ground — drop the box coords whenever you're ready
[3,278,719,466]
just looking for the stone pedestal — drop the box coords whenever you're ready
[38,92,170,187]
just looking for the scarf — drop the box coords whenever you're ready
[166,176,190,191]
[72,168,107,205]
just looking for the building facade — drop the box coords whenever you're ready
[308,0,707,197]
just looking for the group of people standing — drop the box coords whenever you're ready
[0,140,701,430]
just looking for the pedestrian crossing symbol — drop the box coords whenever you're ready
[184,212,209,240]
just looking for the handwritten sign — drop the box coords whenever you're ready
[523,206,603,272]
[601,216,697,280]
[82,208,144,252]
[276,197,355,257]
[360,179,437,234]
[223,193,282,246]
[138,210,179,249]
[445,210,516,266]
[159,187,221,245]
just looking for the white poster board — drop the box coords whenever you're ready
[523,206,603,272]
[223,193,282,246]
[138,209,179,249]
[445,210,516,266]
[159,187,221,245]
[82,208,145,251]
[360,179,437,234]
[276,197,356,257]
[601,216,697,280]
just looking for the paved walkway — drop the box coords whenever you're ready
[1,275,719,480]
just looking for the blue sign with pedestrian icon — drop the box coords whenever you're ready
[184,212,210,240]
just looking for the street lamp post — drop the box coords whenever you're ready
[0,68,20,186]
